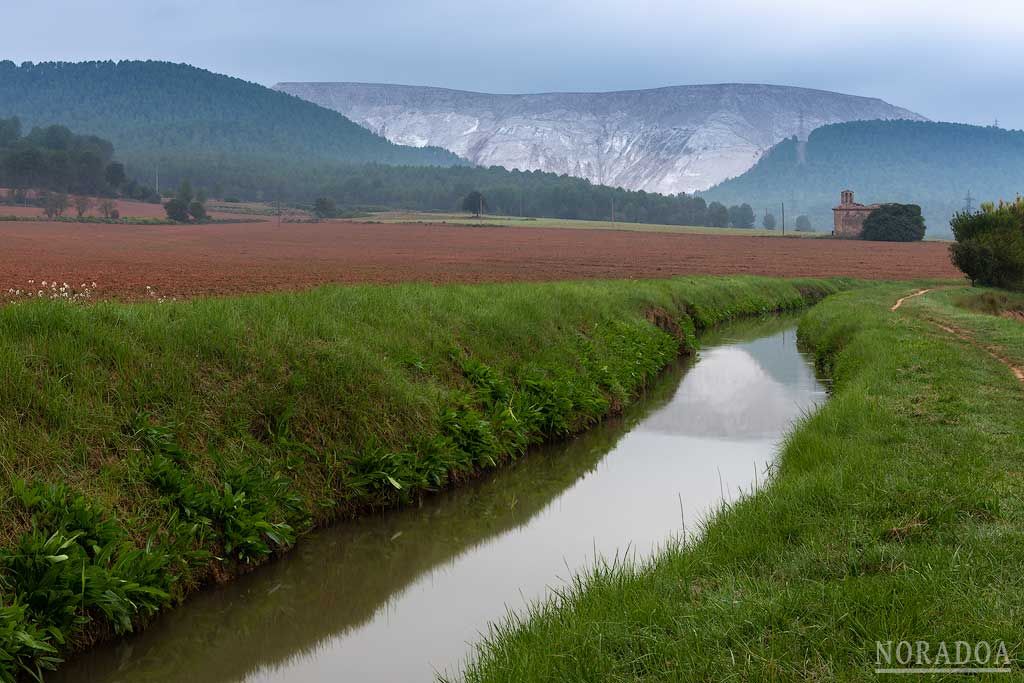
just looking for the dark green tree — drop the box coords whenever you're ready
[462,190,488,217]
[164,198,190,222]
[795,215,813,232]
[313,197,337,219]
[728,203,755,228]
[31,124,73,151]
[949,200,1024,289]
[104,162,126,188]
[707,201,729,228]
[176,180,193,205]
[0,116,20,146]
[861,203,926,242]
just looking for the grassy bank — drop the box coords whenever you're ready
[460,282,1024,681]
[0,276,847,680]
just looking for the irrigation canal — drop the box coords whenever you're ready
[54,314,826,683]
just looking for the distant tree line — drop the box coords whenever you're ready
[163,157,762,229]
[0,116,159,204]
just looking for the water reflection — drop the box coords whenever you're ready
[53,315,824,683]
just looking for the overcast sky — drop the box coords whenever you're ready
[8,0,1023,128]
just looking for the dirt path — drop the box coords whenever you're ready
[929,318,1024,383]
[890,288,933,311]
[891,288,1024,384]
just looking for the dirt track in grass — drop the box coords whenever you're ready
[0,218,963,300]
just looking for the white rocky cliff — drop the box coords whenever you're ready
[274,82,924,194]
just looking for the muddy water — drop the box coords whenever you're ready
[53,315,825,683]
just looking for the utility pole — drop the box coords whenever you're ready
[781,202,785,236]
[964,190,975,213]
[611,196,615,225]
[155,163,160,196]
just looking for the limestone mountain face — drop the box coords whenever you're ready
[274,82,924,194]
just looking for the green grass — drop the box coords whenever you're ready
[365,211,824,237]
[0,275,849,680]
[459,283,1024,681]
[953,289,1024,319]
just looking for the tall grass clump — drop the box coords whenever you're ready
[0,275,848,675]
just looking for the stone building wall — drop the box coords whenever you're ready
[832,190,879,238]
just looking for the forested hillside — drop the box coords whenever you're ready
[704,120,1024,236]
[0,61,462,173]
[0,60,749,228]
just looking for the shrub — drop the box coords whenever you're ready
[950,199,1024,289]
[313,197,337,219]
[98,198,116,218]
[164,198,190,222]
[73,195,93,218]
[41,192,69,219]
[861,203,926,241]
[188,200,208,222]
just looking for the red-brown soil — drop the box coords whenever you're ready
[0,219,963,301]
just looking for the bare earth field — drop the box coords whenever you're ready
[0,218,962,300]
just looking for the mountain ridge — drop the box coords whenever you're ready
[275,81,925,194]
